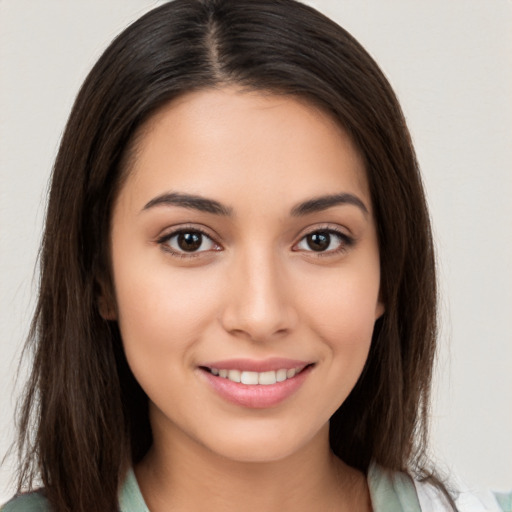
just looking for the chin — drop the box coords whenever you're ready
[209,441,303,464]
[196,419,328,465]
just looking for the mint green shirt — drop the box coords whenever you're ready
[2,463,510,511]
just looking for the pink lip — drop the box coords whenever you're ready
[198,361,314,409]
[200,357,311,372]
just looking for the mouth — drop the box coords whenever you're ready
[201,364,311,385]
[198,359,315,408]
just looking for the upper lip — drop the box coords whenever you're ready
[199,358,313,372]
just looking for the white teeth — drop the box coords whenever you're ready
[209,366,305,385]
[241,371,259,385]
[258,370,277,385]
[276,369,287,382]
[227,369,241,383]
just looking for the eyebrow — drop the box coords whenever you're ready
[290,193,369,217]
[142,192,233,216]
[141,191,368,217]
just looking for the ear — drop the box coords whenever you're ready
[96,277,117,321]
[375,286,385,320]
[375,300,385,320]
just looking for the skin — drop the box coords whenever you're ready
[106,87,383,511]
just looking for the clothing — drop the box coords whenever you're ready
[2,463,510,511]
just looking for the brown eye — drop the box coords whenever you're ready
[306,232,331,251]
[160,230,219,255]
[177,232,202,252]
[295,229,353,254]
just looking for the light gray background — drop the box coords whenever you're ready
[1,0,511,502]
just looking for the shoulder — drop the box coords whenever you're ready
[368,462,510,512]
[414,476,511,512]
[1,492,51,512]
[494,492,512,512]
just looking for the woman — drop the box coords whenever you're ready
[2,1,509,511]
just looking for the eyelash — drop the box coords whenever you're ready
[156,227,220,259]
[294,227,354,257]
[156,226,354,259]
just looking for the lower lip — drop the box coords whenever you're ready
[200,366,313,409]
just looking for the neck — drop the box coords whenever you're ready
[135,420,371,512]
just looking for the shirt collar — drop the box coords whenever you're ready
[119,462,422,512]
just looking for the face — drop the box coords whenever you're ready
[107,87,384,463]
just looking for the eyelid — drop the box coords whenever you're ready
[154,223,354,258]
[156,224,222,257]
[292,225,355,255]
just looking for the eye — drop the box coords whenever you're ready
[295,229,352,254]
[158,229,220,255]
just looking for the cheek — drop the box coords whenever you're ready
[294,259,380,396]
[298,263,381,342]
[112,263,227,415]
[112,254,223,363]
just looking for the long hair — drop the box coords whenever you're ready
[16,1,440,510]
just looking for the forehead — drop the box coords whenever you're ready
[119,87,370,215]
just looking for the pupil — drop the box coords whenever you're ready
[307,232,330,251]
[178,232,202,251]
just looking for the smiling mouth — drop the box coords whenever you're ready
[199,361,315,408]
[201,365,313,385]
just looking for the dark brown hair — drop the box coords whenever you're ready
[15,1,443,510]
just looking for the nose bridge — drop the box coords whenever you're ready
[220,243,296,341]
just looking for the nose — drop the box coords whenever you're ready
[219,248,298,342]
